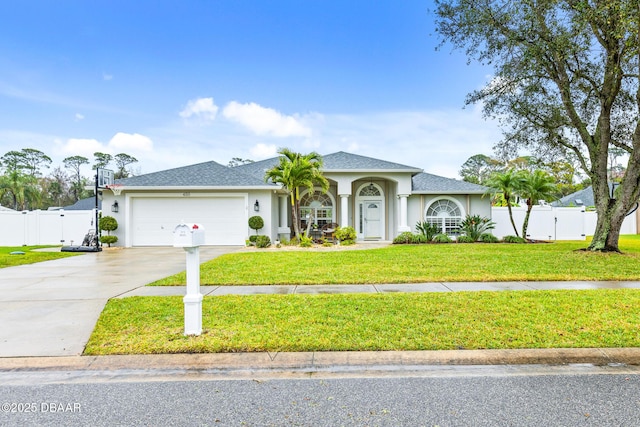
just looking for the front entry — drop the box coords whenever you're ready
[356,182,385,240]
[363,200,382,239]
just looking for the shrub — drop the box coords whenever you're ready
[99,216,118,233]
[321,238,334,247]
[248,216,264,235]
[249,235,258,243]
[99,235,118,246]
[503,235,527,243]
[411,234,428,244]
[335,226,356,244]
[255,235,271,248]
[456,235,475,243]
[299,236,314,247]
[479,233,499,243]
[393,232,415,244]
[459,214,495,241]
[415,221,439,240]
[433,233,453,243]
[99,216,118,247]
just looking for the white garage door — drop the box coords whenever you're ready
[131,196,247,246]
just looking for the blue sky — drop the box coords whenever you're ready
[0,1,500,178]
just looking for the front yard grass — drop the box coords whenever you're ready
[0,246,77,268]
[85,289,640,355]
[151,236,640,285]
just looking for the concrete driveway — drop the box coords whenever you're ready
[0,247,240,357]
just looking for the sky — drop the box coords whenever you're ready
[0,0,502,179]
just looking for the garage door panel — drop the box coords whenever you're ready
[131,197,247,246]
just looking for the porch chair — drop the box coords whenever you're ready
[321,222,339,243]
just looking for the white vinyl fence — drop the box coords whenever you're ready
[492,205,637,240]
[0,210,96,246]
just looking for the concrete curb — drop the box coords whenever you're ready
[2,348,640,373]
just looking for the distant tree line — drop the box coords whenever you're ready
[0,148,138,210]
[458,153,599,200]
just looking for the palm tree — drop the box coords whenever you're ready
[518,169,557,239]
[484,169,524,237]
[265,148,329,239]
[0,169,41,210]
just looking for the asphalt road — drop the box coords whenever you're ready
[1,365,639,426]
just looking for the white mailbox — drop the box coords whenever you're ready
[173,222,205,247]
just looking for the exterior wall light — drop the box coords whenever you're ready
[111,201,119,213]
[254,200,260,212]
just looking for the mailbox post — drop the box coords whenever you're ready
[173,222,205,336]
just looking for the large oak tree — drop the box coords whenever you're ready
[435,0,640,251]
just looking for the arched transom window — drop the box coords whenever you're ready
[300,192,333,225]
[425,199,462,236]
[359,185,381,197]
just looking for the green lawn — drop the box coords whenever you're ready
[85,289,640,355]
[86,236,640,355]
[151,236,640,285]
[0,246,78,268]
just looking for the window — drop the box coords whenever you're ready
[425,199,462,236]
[300,192,333,227]
[359,185,381,197]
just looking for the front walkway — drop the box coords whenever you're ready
[119,280,640,298]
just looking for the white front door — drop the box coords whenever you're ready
[363,200,382,239]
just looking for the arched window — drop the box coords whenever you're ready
[300,192,334,226]
[425,199,463,236]
[359,185,381,197]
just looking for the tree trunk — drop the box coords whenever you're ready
[589,206,624,252]
[521,201,533,239]
[291,196,301,239]
[506,196,519,237]
[587,177,629,252]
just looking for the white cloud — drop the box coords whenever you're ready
[46,106,500,180]
[249,143,278,159]
[74,113,84,121]
[222,101,312,137]
[62,138,104,157]
[57,132,153,161]
[179,97,219,121]
[108,132,153,152]
[103,73,113,81]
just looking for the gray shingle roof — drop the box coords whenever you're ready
[551,184,624,207]
[235,151,422,180]
[64,197,102,210]
[114,152,486,195]
[233,158,279,180]
[117,160,275,188]
[551,186,594,207]
[412,172,489,194]
[321,151,422,171]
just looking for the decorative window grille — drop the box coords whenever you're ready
[300,192,333,226]
[425,199,462,236]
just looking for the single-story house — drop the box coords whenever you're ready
[103,151,490,247]
[551,185,600,208]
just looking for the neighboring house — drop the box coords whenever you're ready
[550,184,639,237]
[59,197,102,211]
[551,185,599,208]
[103,151,490,247]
